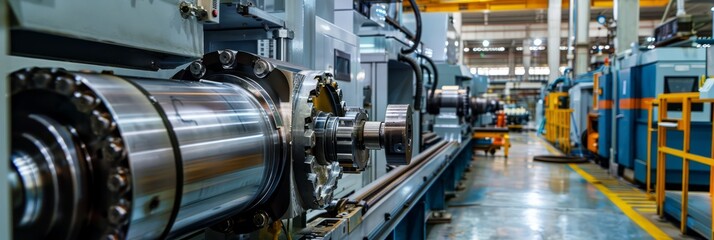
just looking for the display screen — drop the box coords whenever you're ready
[664,76,703,111]
[334,49,351,81]
[665,77,697,93]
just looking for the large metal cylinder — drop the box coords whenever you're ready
[127,77,282,237]
[9,68,282,239]
[426,86,470,117]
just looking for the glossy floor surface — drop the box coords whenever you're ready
[427,133,653,240]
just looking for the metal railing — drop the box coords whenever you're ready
[654,92,714,237]
[646,101,659,199]
[545,108,573,154]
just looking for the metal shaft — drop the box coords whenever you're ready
[9,69,282,239]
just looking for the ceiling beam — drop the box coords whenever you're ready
[408,0,669,12]
[459,20,660,41]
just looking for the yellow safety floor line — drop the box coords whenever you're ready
[532,133,672,239]
[569,164,672,240]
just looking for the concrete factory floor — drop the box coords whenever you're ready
[427,132,685,240]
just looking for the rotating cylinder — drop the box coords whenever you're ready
[312,104,413,171]
[9,68,283,239]
[426,86,470,117]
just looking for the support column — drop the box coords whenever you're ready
[508,47,516,78]
[676,0,686,16]
[567,0,575,68]
[286,0,316,68]
[547,0,562,81]
[574,0,590,75]
[453,12,464,64]
[523,39,532,81]
[614,0,639,55]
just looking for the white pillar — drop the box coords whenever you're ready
[676,0,686,17]
[508,48,516,78]
[615,0,639,55]
[574,0,590,75]
[523,39,532,81]
[566,0,575,68]
[548,0,562,81]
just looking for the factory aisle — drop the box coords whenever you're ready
[427,132,656,240]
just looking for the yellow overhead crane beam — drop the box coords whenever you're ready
[407,0,669,12]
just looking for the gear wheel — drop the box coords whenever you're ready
[333,108,369,171]
[291,71,345,209]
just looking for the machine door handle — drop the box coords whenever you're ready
[616,114,624,119]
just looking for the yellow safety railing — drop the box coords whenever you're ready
[654,92,714,238]
[545,108,573,154]
[545,93,572,154]
[645,101,658,199]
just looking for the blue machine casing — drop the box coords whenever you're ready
[616,47,711,186]
[597,70,613,158]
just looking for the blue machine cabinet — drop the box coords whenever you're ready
[616,47,711,186]
[597,70,613,159]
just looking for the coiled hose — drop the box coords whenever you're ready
[398,54,423,110]
[401,0,422,54]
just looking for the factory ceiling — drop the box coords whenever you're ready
[408,0,668,12]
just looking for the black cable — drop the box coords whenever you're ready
[398,54,423,110]
[420,64,432,85]
[532,155,587,163]
[416,53,438,100]
[401,0,422,54]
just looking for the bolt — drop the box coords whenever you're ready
[103,138,125,162]
[108,204,128,224]
[219,50,235,66]
[73,93,97,113]
[32,72,52,88]
[189,61,205,78]
[90,111,112,136]
[252,212,269,228]
[55,76,77,96]
[253,59,270,78]
[107,170,128,193]
[10,72,27,94]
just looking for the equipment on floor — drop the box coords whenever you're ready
[472,127,510,157]
[2,1,480,239]
[614,46,710,187]
[532,155,588,163]
[543,91,573,154]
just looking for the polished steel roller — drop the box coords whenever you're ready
[9,67,282,239]
[8,50,415,239]
[426,85,470,117]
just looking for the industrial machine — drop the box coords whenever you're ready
[1,0,486,239]
[594,66,614,166]
[614,46,711,186]
[9,51,413,239]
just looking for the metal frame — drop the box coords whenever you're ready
[1,0,9,239]
[646,101,659,199]
[300,139,472,239]
[654,92,714,238]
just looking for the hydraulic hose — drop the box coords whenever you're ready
[398,54,423,110]
[421,64,432,85]
[416,53,438,100]
[401,0,422,54]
